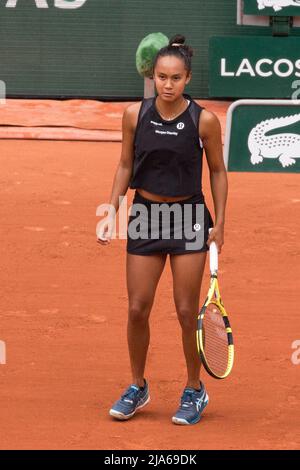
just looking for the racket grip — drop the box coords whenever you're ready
[209,228,218,274]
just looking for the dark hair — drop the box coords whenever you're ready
[152,34,194,76]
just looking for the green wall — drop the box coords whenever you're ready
[0,0,299,99]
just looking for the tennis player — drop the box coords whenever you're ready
[97,34,228,425]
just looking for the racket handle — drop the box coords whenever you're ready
[209,228,218,275]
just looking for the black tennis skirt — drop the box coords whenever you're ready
[127,190,214,256]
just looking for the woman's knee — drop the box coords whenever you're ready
[176,307,198,331]
[128,300,152,324]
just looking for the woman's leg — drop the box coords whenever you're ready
[126,252,167,386]
[169,251,207,389]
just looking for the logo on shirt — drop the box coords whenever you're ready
[177,122,185,130]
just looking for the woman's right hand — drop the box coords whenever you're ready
[96,216,115,246]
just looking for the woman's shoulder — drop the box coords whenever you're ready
[124,101,143,119]
[200,108,220,123]
[123,101,143,130]
[198,107,222,139]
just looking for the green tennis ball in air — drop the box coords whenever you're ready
[136,32,169,78]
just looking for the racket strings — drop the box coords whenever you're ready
[203,303,229,377]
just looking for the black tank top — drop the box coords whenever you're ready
[129,93,205,197]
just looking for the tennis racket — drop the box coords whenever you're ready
[196,232,234,379]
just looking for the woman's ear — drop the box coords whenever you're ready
[185,72,192,85]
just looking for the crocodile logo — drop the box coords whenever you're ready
[257,0,300,11]
[248,113,300,168]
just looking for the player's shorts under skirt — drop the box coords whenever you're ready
[127,190,214,256]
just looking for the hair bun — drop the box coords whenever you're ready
[169,34,185,47]
[169,34,193,58]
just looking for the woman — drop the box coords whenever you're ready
[97,34,228,425]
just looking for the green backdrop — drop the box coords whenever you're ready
[0,0,299,99]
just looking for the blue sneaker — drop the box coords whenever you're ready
[109,380,150,420]
[172,381,209,425]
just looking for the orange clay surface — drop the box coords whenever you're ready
[0,99,299,450]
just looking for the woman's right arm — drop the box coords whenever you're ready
[96,102,140,245]
[106,102,140,217]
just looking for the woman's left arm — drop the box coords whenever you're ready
[200,109,228,253]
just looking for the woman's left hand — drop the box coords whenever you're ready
[207,224,224,254]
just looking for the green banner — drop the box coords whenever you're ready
[244,0,300,16]
[225,101,300,172]
[209,36,300,98]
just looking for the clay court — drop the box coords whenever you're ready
[0,99,299,450]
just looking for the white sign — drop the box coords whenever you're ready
[257,0,300,12]
[5,0,87,8]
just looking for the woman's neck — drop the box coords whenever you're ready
[156,94,186,112]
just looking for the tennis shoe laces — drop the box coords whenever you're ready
[172,381,209,425]
[109,380,150,420]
